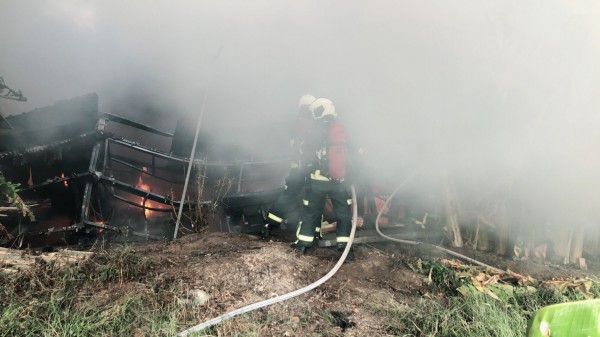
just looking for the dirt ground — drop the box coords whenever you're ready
[123,232,424,336]
[104,230,600,336]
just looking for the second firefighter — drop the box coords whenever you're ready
[291,98,355,260]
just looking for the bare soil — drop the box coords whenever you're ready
[114,231,599,336]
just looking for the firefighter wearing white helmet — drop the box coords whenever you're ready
[309,98,337,119]
[298,94,317,109]
[291,98,355,261]
[263,94,317,239]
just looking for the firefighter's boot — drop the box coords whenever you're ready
[261,223,272,239]
[313,228,323,246]
[336,243,355,262]
[290,242,310,255]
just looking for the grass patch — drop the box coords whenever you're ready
[366,256,600,337]
[0,247,312,337]
[363,288,545,337]
[3,245,595,337]
[0,248,200,337]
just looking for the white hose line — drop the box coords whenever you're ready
[177,185,359,336]
[375,175,505,274]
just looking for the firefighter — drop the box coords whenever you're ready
[262,94,317,239]
[291,98,355,260]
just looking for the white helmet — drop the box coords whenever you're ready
[309,98,336,119]
[298,94,316,108]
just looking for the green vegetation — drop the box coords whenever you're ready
[1,171,32,240]
[0,248,195,337]
[0,170,34,223]
[369,257,600,337]
[375,294,527,337]
[0,171,20,201]
[0,247,298,337]
[2,236,597,336]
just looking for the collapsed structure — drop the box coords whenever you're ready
[0,93,290,248]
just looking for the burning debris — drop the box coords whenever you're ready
[0,93,292,249]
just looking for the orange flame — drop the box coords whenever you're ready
[137,167,153,218]
[60,173,68,188]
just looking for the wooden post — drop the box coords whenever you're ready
[444,176,463,248]
[569,227,584,264]
[476,216,491,251]
[495,203,509,256]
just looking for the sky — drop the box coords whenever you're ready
[1,0,600,227]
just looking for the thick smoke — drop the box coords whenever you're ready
[1,1,600,231]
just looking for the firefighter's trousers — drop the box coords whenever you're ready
[266,168,305,227]
[296,179,353,247]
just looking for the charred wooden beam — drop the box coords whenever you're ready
[98,174,210,209]
[79,142,102,223]
[101,112,173,138]
[82,221,166,240]
[109,156,185,184]
[107,191,179,212]
[42,225,161,241]
[23,221,124,237]
[0,130,99,159]
[26,224,84,235]
[82,220,128,233]
[130,230,167,240]
[0,94,99,152]
[108,138,289,167]
[18,172,91,192]
[222,188,282,208]
[109,138,210,165]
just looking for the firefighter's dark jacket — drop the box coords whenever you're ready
[288,110,313,168]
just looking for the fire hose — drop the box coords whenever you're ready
[375,174,505,274]
[176,174,505,335]
[177,185,359,336]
